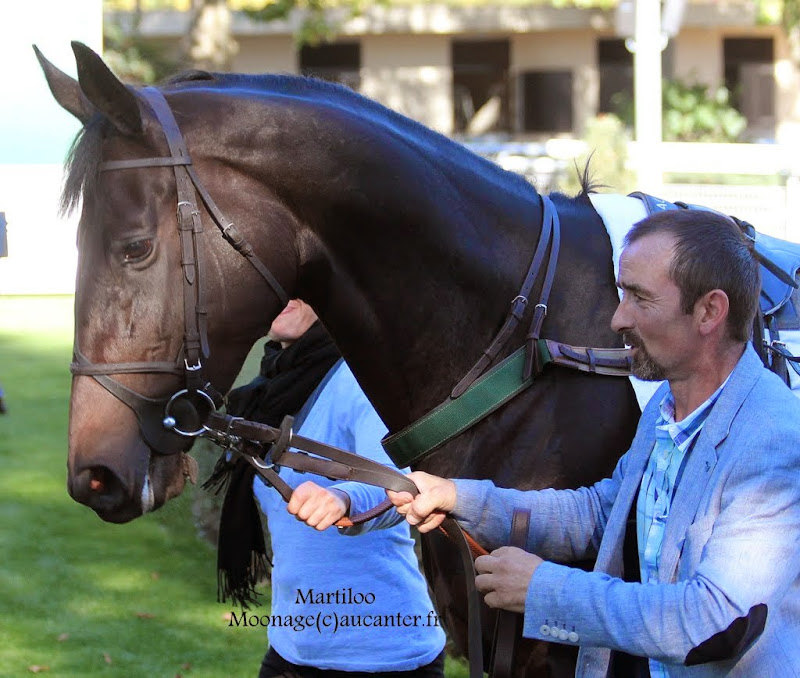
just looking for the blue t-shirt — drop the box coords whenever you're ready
[253,361,445,671]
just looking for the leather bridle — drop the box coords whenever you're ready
[70,87,290,454]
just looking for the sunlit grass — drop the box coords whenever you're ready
[0,296,266,678]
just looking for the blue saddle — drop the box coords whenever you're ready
[755,230,800,327]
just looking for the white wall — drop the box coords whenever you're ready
[0,0,102,295]
[234,35,296,74]
[673,28,724,86]
[362,34,452,133]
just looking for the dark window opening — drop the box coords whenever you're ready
[452,39,510,135]
[723,37,775,139]
[598,38,633,116]
[300,42,361,90]
[520,70,573,133]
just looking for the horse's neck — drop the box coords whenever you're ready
[296,182,547,432]
[312,198,623,439]
[223,94,615,432]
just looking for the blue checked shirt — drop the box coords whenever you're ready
[636,380,727,677]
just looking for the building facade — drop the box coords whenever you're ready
[109,1,799,144]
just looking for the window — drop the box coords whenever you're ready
[300,42,361,90]
[452,39,510,134]
[598,38,633,117]
[723,38,775,139]
[520,70,573,133]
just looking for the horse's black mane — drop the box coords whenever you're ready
[165,70,215,84]
[61,69,593,216]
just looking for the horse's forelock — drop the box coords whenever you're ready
[60,115,109,216]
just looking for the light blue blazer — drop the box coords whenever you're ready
[453,345,800,677]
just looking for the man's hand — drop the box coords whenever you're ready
[287,481,350,531]
[474,547,544,613]
[386,471,457,533]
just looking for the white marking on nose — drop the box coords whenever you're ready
[141,474,155,514]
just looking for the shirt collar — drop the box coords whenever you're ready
[657,376,729,447]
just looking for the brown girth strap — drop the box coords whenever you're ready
[545,340,633,376]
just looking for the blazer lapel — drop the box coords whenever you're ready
[659,345,763,582]
[659,435,717,582]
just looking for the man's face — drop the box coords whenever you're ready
[611,232,697,382]
[268,299,318,347]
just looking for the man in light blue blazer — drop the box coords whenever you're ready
[389,209,800,676]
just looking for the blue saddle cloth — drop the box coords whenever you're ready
[755,231,800,328]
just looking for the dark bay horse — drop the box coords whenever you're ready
[37,42,640,676]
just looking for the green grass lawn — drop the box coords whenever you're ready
[0,296,471,678]
[0,296,266,678]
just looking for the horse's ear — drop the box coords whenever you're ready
[33,44,96,124]
[70,41,143,137]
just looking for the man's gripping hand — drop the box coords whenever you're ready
[475,547,543,613]
[386,471,457,533]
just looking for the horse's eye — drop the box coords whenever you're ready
[122,239,153,263]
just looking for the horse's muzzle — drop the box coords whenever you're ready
[68,464,144,523]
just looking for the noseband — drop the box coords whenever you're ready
[70,87,289,455]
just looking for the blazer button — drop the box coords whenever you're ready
[568,631,579,643]
[550,627,561,638]
[558,629,569,641]
[539,624,550,636]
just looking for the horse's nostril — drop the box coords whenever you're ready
[85,466,124,503]
[89,467,110,493]
[70,465,137,521]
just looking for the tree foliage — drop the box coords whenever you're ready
[780,0,800,63]
[612,78,747,143]
[757,0,800,63]
[243,0,388,45]
[104,22,183,83]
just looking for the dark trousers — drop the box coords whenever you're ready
[258,647,445,678]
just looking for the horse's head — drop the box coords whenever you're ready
[36,43,296,522]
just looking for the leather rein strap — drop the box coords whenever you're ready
[70,87,289,453]
[490,508,531,678]
[203,411,487,678]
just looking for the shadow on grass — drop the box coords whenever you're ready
[0,298,267,677]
